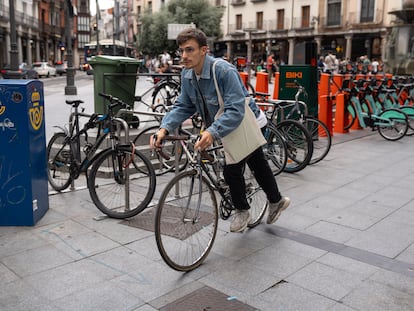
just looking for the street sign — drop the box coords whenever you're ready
[168,23,195,40]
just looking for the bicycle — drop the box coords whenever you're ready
[47,93,156,219]
[281,83,332,165]
[154,133,270,271]
[133,73,181,123]
[256,96,314,173]
[341,79,409,141]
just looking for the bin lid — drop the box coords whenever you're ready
[89,55,139,65]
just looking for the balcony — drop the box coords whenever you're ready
[0,3,9,22]
[231,0,246,6]
[266,19,290,33]
[291,17,314,30]
[348,10,384,27]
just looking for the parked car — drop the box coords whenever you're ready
[0,63,38,79]
[55,61,67,75]
[32,62,57,78]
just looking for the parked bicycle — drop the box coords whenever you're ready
[340,79,409,141]
[154,133,269,271]
[47,93,156,219]
[274,82,332,165]
[256,96,314,173]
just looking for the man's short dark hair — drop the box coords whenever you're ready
[176,28,207,47]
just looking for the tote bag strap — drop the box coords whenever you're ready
[212,60,224,109]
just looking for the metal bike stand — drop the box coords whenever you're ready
[69,111,94,192]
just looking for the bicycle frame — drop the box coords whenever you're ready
[57,103,131,180]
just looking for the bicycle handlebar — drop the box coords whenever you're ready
[98,92,131,111]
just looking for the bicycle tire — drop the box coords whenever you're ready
[244,166,268,228]
[263,127,287,176]
[303,117,332,165]
[155,169,218,271]
[274,119,313,173]
[152,80,180,108]
[87,145,156,219]
[398,106,414,136]
[377,108,408,141]
[246,81,256,97]
[343,101,357,131]
[133,125,188,175]
[47,132,72,191]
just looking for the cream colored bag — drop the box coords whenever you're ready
[212,61,266,164]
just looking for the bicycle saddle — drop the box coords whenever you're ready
[65,99,84,107]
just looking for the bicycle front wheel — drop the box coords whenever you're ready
[263,127,287,176]
[155,169,218,272]
[47,132,72,191]
[133,125,188,175]
[87,145,156,219]
[304,117,332,165]
[275,120,313,173]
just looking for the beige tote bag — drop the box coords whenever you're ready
[212,61,266,164]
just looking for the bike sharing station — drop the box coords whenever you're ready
[0,80,49,226]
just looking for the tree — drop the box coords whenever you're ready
[138,0,224,56]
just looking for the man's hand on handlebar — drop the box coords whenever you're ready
[150,128,169,150]
[194,130,213,151]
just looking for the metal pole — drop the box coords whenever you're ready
[113,0,116,54]
[96,0,100,54]
[8,0,20,78]
[247,31,252,83]
[65,0,77,95]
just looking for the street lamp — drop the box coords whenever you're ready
[243,28,257,83]
[8,0,20,78]
[65,0,77,95]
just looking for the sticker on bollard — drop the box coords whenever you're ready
[0,80,49,226]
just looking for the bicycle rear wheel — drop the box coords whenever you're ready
[304,117,332,165]
[275,119,313,173]
[47,132,72,191]
[133,125,188,175]
[244,166,268,228]
[263,127,287,176]
[155,169,218,272]
[152,80,180,108]
[87,145,156,219]
[377,109,408,141]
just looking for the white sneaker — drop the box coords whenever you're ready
[230,210,251,233]
[267,197,290,224]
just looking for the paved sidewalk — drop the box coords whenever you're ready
[1,77,414,310]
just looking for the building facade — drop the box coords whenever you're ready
[1,0,413,73]
[215,0,398,66]
[0,0,90,69]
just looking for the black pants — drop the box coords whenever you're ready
[223,147,282,211]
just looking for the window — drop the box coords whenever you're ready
[327,0,341,26]
[360,0,374,22]
[256,12,263,30]
[215,0,222,5]
[277,9,284,30]
[301,5,310,28]
[148,1,152,14]
[236,14,242,30]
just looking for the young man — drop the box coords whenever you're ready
[152,28,290,233]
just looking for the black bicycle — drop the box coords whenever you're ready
[47,93,156,219]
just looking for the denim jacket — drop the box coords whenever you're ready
[160,54,260,140]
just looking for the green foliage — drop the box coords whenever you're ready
[138,0,224,56]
